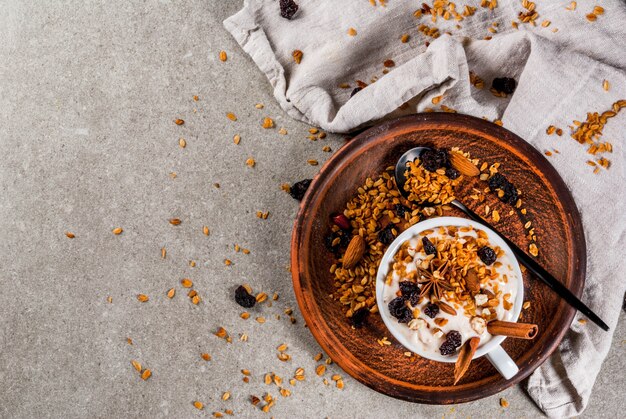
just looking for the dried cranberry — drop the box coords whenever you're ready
[446,330,462,348]
[423,303,439,318]
[289,179,311,201]
[478,246,497,265]
[235,285,256,308]
[332,213,351,230]
[378,224,396,245]
[445,167,460,180]
[388,297,413,323]
[399,281,419,299]
[350,87,362,97]
[279,0,299,19]
[439,339,457,356]
[351,307,370,328]
[395,203,410,217]
[422,237,437,255]
[420,149,448,172]
[492,77,517,95]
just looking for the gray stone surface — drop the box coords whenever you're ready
[0,1,623,418]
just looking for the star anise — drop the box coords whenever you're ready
[417,259,455,300]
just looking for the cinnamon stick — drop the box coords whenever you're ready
[454,337,480,385]
[487,320,538,339]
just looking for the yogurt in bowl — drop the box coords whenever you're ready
[376,216,523,379]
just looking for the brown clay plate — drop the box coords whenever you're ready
[291,113,585,404]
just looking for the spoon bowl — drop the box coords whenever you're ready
[394,146,432,198]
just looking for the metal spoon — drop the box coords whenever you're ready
[395,146,609,331]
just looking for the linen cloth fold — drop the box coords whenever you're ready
[225,1,626,416]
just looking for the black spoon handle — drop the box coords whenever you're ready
[451,199,609,331]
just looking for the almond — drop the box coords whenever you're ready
[434,317,449,327]
[454,337,480,384]
[449,153,480,177]
[465,268,481,295]
[342,235,365,269]
[438,301,457,316]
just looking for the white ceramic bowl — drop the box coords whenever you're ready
[375,216,523,379]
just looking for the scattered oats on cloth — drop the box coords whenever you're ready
[225,1,626,417]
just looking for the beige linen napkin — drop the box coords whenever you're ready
[225,1,626,416]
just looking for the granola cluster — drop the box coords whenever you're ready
[330,168,426,318]
[403,159,462,205]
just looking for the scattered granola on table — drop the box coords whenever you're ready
[568,99,624,173]
[292,49,303,64]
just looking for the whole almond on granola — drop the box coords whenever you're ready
[439,301,457,316]
[449,153,480,177]
[342,235,365,269]
[465,268,481,295]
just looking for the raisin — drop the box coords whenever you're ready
[279,0,299,19]
[499,182,518,205]
[445,167,460,180]
[388,297,404,316]
[351,307,370,328]
[398,309,413,323]
[492,77,517,95]
[395,203,410,217]
[488,173,518,205]
[439,340,457,356]
[478,246,497,265]
[446,330,462,348]
[488,173,506,189]
[378,224,396,245]
[235,285,256,308]
[423,303,439,318]
[420,149,448,172]
[399,281,419,300]
[350,87,362,97]
[439,330,463,355]
[324,234,334,251]
[289,179,311,201]
[422,237,437,255]
[388,297,413,323]
[324,232,349,255]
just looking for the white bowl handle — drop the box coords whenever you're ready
[484,345,519,380]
